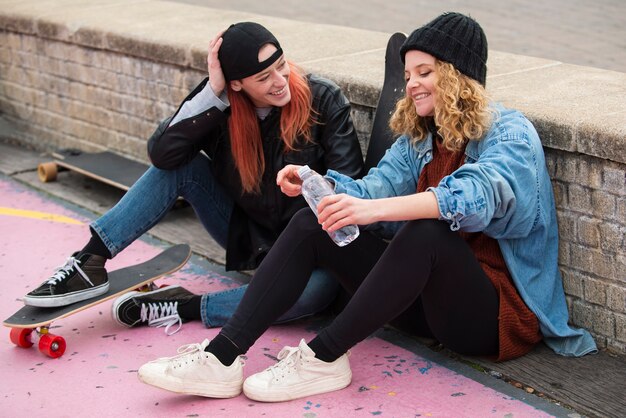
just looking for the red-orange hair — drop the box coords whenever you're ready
[227,61,314,194]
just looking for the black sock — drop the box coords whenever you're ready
[308,337,339,363]
[81,229,112,259]
[205,333,241,366]
[177,295,202,321]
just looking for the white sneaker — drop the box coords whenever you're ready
[243,339,352,402]
[138,339,244,398]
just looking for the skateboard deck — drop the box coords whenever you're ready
[363,32,408,172]
[4,244,191,357]
[38,150,150,191]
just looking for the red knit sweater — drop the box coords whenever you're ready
[417,137,541,361]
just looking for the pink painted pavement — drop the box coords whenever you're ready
[0,177,557,417]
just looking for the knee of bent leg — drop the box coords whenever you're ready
[405,219,449,234]
[392,219,450,246]
[288,208,323,233]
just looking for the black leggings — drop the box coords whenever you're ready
[221,209,499,359]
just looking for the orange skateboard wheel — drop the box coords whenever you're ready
[37,162,58,182]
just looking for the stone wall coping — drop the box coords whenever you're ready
[1,0,624,164]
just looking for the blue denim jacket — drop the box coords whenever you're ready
[327,104,597,357]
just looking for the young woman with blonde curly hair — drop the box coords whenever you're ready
[137,13,596,402]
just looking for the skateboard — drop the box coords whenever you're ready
[37,150,150,192]
[4,244,191,358]
[363,32,408,172]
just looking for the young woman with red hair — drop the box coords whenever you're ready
[24,22,363,333]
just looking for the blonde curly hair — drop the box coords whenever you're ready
[389,60,493,152]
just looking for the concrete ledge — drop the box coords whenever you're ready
[1,0,624,163]
[0,0,625,355]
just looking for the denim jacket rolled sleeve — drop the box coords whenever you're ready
[430,119,539,237]
[326,104,597,357]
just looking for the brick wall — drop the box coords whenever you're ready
[546,149,626,352]
[0,31,199,160]
[0,26,624,353]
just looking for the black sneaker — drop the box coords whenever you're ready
[24,252,109,307]
[112,285,195,335]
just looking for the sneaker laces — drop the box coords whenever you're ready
[154,339,245,370]
[268,345,303,381]
[47,256,94,286]
[152,341,204,362]
[140,302,182,335]
[168,341,209,368]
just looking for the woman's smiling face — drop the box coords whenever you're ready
[404,50,438,117]
[230,44,291,108]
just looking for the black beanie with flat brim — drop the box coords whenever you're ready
[400,12,488,86]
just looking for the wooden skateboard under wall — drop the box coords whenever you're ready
[4,244,191,358]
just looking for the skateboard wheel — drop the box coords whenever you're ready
[10,328,34,348]
[39,334,66,358]
[38,162,58,183]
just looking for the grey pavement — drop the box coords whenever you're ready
[174,0,626,73]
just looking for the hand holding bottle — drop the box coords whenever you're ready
[297,165,359,246]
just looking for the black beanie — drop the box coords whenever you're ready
[400,12,488,86]
[218,22,283,81]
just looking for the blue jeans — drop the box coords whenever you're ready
[91,154,339,327]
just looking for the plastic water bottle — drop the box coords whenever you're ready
[297,165,359,247]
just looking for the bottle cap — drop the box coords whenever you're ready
[297,165,311,179]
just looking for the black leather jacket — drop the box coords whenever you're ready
[148,74,363,270]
